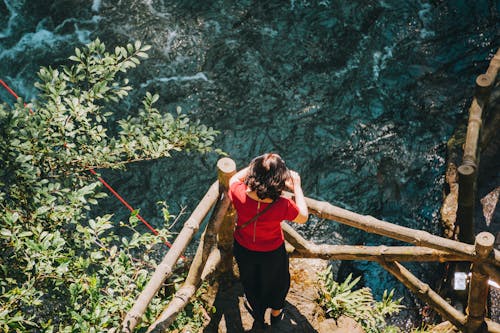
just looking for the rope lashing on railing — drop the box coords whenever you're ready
[0,78,179,254]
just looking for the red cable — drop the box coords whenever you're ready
[1,78,180,254]
[89,169,178,251]
[0,78,20,99]
[0,79,33,113]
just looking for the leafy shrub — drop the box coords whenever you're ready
[0,38,218,332]
[317,266,404,333]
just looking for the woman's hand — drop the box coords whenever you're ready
[285,170,301,192]
[287,170,308,224]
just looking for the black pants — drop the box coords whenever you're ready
[233,240,290,322]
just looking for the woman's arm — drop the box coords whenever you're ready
[229,167,249,187]
[286,171,308,224]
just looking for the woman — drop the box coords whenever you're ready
[228,153,308,329]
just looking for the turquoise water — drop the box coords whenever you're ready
[1,0,499,327]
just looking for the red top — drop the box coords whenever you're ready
[228,180,299,252]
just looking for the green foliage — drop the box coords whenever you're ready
[166,278,214,333]
[317,266,404,333]
[0,38,218,331]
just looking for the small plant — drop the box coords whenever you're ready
[167,279,214,332]
[317,266,404,333]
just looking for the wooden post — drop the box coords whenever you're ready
[457,163,476,244]
[216,157,237,273]
[121,181,219,333]
[466,232,495,333]
[475,74,493,105]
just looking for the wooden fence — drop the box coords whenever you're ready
[119,156,499,333]
[121,49,500,333]
[456,48,500,244]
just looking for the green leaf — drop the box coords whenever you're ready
[0,229,12,237]
[18,231,33,238]
[15,154,33,163]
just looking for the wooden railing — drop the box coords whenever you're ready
[120,156,500,333]
[122,49,500,333]
[456,48,500,244]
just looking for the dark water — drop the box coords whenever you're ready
[1,0,499,328]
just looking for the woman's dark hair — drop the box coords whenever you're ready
[245,153,289,201]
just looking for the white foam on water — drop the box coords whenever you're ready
[162,30,178,55]
[142,0,170,19]
[365,132,396,147]
[140,72,211,88]
[372,45,394,80]
[1,12,99,62]
[1,28,61,60]
[91,0,101,12]
[0,1,21,39]
[54,15,101,43]
[417,2,435,39]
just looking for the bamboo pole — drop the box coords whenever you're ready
[121,181,219,333]
[379,260,467,331]
[466,232,495,333]
[303,196,500,267]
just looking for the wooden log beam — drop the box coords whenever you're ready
[282,222,309,250]
[484,48,500,87]
[466,232,495,333]
[379,260,467,331]
[303,196,500,267]
[290,244,469,262]
[215,158,237,273]
[121,181,219,333]
[283,221,469,262]
[485,319,500,333]
[147,248,221,333]
[458,162,475,244]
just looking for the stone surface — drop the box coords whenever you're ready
[318,317,364,333]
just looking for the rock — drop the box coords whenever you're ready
[480,186,500,227]
[318,316,365,333]
[441,163,458,239]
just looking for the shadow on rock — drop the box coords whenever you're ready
[202,281,317,332]
[268,301,318,333]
